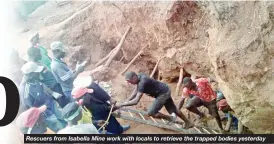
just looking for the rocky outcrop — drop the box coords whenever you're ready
[208,1,274,133]
[18,1,274,133]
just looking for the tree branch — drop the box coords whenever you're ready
[105,26,132,67]
[120,44,148,75]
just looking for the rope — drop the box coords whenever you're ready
[98,104,114,131]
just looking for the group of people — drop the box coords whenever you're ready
[16,32,130,134]
[16,32,244,134]
[120,72,245,133]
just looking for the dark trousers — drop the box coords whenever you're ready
[51,83,71,108]
[186,96,223,130]
[85,102,124,134]
[186,96,219,117]
[147,90,177,115]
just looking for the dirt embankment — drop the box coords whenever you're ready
[14,1,274,134]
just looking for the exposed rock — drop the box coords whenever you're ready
[98,81,113,96]
[208,1,274,133]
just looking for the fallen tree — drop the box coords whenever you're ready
[95,48,117,67]
[105,26,132,67]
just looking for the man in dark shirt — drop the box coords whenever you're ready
[116,71,193,128]
[72,81,130,134]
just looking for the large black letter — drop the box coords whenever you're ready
[0,76,19,126]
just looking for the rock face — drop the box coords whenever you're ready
[207,1,274,133]
[17,1,274,133]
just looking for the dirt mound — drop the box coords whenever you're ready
[14,1,274,133]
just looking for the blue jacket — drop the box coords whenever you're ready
[24,81,54,117]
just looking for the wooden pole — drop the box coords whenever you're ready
[157,70,161,80]
[105,26,132,67]
[150,57,164,78]
[120,44,148,75]
[79,65,104,77]
[119,55,124,62]
[175,68,184,97]
[95,48,117,67]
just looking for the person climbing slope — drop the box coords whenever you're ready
[116,71,193,129]
[178,77,223,131]
[216,92,245,134]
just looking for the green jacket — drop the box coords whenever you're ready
[78,106,92,124]
[35,45,51,69]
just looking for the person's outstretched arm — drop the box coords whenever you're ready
[178,88,189,110]
[42,84,62,99]
[125,86,138,102]
[72,66,85,80]
[55,64,84,84]
[178,97,186,110]
[119,92,143,107]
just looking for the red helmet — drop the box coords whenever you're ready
[217,99,228,111]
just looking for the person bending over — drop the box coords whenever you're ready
[216,93,245,134]
[116,71,193,129]
[72,81,130,134]
[178,77,223,131]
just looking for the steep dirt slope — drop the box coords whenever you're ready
[16,1,274,133]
